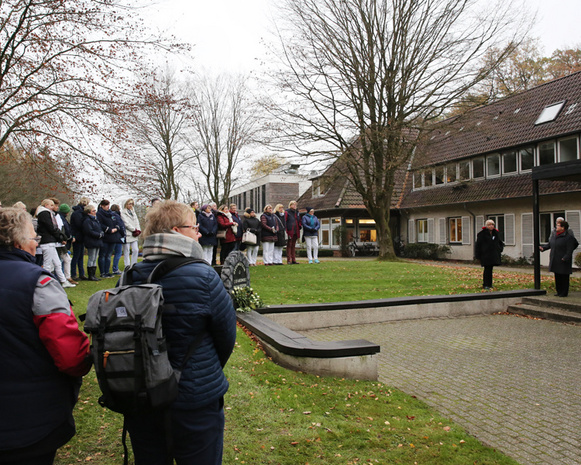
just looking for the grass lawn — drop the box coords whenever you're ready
[54,259,568,465]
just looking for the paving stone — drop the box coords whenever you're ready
[302,314,581,465]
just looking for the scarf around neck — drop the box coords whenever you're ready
[142,231,204,261]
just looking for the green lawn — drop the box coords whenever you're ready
[54,259,565,465]
[249,258,575,305]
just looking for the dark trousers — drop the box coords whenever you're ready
[220,242,236,265]
[98,242,115,276]
[554,273,570,297]
[125,399,225,465]
[483,266,494,288]
[287,236,298,263]
[212,244,218,266]
[71,240,85,278]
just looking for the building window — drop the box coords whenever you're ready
[458,161,470,180]
[486,154,500,177]
[535,101,565,125]
[538,142,555,165]
[449,217,462,243]
[559,136,578,162]
[320,218,330,246]
[330,218,342,247]
[520,147,534,171]
[424,169,433,187]
[358,219,377,242]
[446,163,457,183]
[312,177,328,197]
[472,157,485,178]
[413,172,422,189]
[540,211,565,243]
[435,166,444,185]
[417,219,428,243]
[503,151,517,174]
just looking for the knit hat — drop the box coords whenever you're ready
[245,207,254,214]
[305,207,314,214]
[59,203,71,214]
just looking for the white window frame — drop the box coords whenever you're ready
[417,219,428,243]
[486,153,501,178]
[449,217,462,244]
[558,136,579,162]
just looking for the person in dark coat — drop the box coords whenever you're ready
[285,200,301,264]
[123,200,236,465]
[475,219,504,289]
[260,205,278,266]
[198,204,218,265]
[81,205,104,281]
[109,204,126,275]
[273,204,286,265]
[69,197,90,280]
[540,219,579,297]
[96,199,121,278]
[0,207,91,465]
[242,208,261,266]
[230,204,244,250]
[475,220,504,290]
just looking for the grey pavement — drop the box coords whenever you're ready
[301,314,581,465]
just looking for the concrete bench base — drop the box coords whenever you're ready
[238,289,546,381]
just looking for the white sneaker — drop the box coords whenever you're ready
[61,281,76,288]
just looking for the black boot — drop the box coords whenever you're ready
[88,266,100,282]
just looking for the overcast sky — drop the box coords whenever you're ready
[144,0,581,73]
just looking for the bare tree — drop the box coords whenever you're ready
[186,74,258,206]
[267,0,528,259]
[0,0,183,188]
[121,69,192,200]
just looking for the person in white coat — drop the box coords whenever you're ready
[121,198,141,269]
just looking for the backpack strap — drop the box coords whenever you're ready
[147,256,209,284]
[118,256,208,286]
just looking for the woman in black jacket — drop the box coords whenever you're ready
[242,208,261,266]
[540,219,579,297]
[82,205,104,281]
[475,219,504,290]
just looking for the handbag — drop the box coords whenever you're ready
[216,229,227,239]
[242,230,257,245]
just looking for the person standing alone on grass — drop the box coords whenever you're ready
[475,219,504,290]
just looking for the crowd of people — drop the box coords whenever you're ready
[195,200,322,267]
[0,196,322,293]
[0,197,142,287]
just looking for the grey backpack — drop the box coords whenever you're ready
[84,256,206,414]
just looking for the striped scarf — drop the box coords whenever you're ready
[142,231,204,261]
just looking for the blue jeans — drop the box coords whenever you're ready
[125,398,225,465]
[98,242,115,276]
[87,248,99,267]
[112,243,123,272]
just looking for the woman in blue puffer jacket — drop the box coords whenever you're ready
[123,200,236,465]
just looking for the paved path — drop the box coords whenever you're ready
[302,314,581,465]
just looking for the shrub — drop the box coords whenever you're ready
[402,243,451,260]
[501,254,532,266]
[575,252,581,268]
[230,287,264,313]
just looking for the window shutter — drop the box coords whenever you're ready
[408,219,415,243]
[428,218,435,244]
[566,211,581,247]
[462,216,470,245]
[475,215,484,233]
[439,218,446,244]
[521,213,533,260]
[504,213,515,246]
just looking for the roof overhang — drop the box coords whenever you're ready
[532,159,581,182]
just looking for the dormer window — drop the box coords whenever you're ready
[312,177,328,197]
[535,101,565,125]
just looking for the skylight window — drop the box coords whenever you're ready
[535,101,565,125]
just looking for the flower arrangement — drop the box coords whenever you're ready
[230,286,265,313]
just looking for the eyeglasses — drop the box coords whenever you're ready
[177,225,198,230]
[30,236,41,243]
